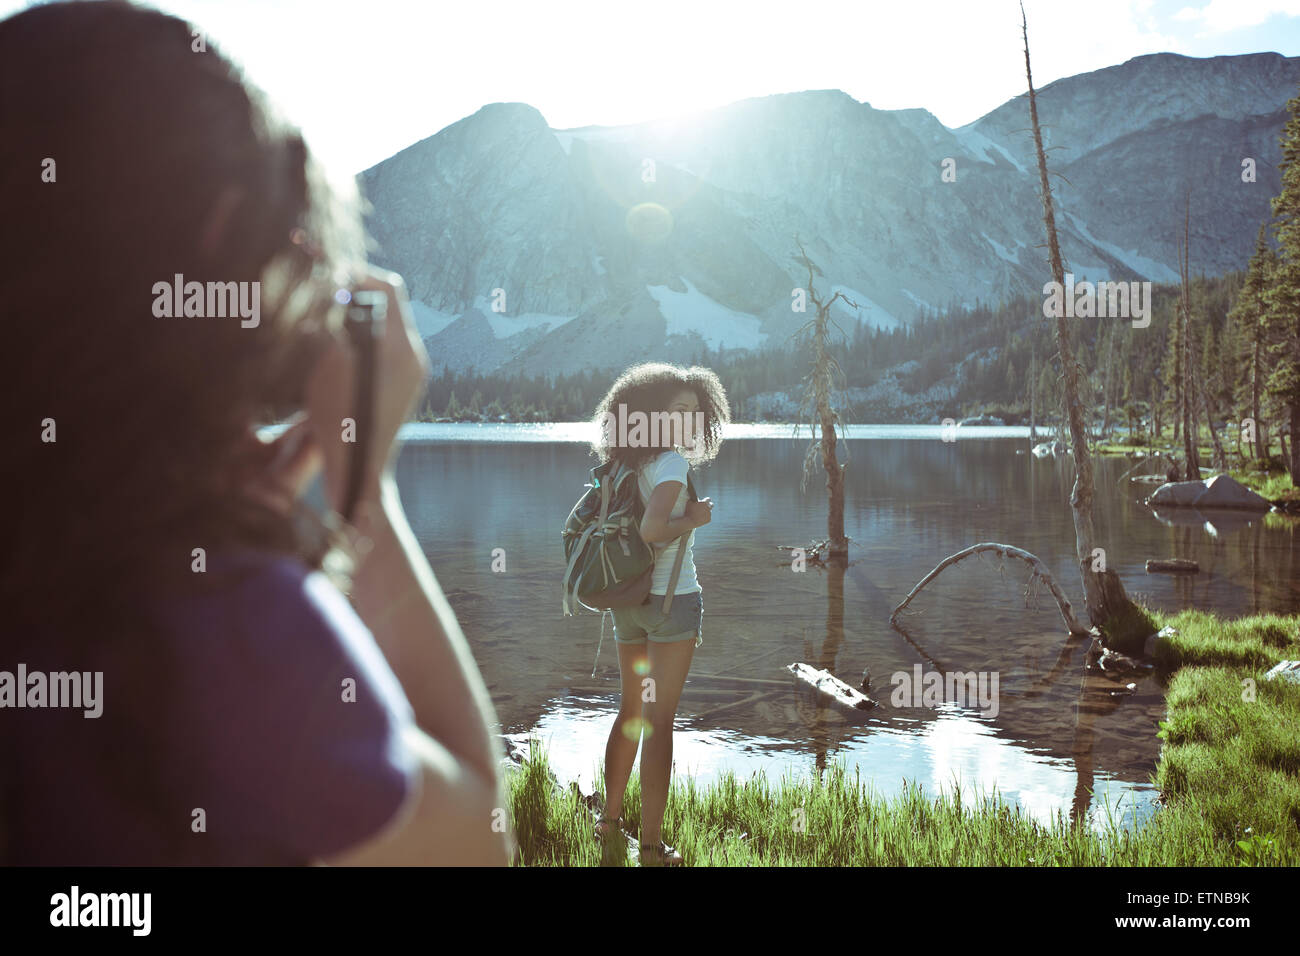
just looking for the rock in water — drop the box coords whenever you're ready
[1147,474,1272,511]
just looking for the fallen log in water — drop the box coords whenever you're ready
[787,662,878,711]
[890,542,1094,637]
[1145,558,1199,574]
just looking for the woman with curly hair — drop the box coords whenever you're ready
[586,362,730,865]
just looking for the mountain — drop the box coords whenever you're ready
[357,52,1300,376]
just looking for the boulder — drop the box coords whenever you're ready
[1147,474,1271,512]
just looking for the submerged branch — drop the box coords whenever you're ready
[890,542,1095,637]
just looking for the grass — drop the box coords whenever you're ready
[1150,609,1300,866]
[503,609,1300,866]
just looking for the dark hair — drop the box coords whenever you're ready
[1,0,368,610]
[0,0,370,860]
[590,362,730,469]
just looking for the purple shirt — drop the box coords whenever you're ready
[3,549,419,865]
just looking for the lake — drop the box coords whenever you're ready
[392,423,1299,833]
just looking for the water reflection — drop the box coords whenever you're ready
[395,427,1298,832]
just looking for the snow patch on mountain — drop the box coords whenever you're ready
[647,277,767,350]
[982,233,1021,264]
[1065,212,1181,282]
[901,289,935,315]
[1067,262,1114,284]
[410,300,459,338]
[470,295,579,339]
[954,124,1027,172]
[831,284,900,330]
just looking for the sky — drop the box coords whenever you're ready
[6,0,1300,176]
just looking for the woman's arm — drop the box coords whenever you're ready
[640,480,712,544]
[318,723,512,866]
[348,477,504,789]
[301,269,510,864]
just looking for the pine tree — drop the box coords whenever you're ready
[1263,89,1300,481]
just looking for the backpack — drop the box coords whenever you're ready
[561,457,697,617]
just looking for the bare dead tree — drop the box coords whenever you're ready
[1019,4,1146,641]
[887,7,1153,651]
[792,235,851,559]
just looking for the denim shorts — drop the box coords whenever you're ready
[612,590,703,647]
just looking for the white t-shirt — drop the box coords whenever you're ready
[637,450,698,595]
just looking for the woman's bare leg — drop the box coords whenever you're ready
[602,640,649,818]
[640,637,695,846]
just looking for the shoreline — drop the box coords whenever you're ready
[503,607,1300,866]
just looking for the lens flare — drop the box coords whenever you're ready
[621,717,651,742]
[625,202,673,243]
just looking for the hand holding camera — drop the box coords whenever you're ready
[302,266,430,522]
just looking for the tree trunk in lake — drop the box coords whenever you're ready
[1022,5,1145,644]
[794,236,850,558]
[819,377,847,555]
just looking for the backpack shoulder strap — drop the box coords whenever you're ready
[660,467,697,615]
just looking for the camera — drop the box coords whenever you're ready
[338,289,387,522]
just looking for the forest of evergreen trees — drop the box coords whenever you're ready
[417,274,1251,434]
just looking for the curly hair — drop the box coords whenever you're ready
[590,362,730,469]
